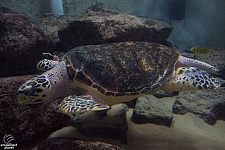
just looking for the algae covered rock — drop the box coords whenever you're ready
[37,137,126,150]
[58,3,173,51]
[132,95,173,127]
[173,87,225,124]
[71,104,128,144]
[0,9,52,77]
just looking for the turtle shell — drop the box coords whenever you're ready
[62,41,180,105]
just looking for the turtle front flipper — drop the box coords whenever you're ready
[59,95,110,116]
[159,67,220,92]
[37,53,60,71]
[37,59,59,71]
[42,52,60,61]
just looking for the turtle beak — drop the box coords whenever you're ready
[16,80,34,103]
[16,79,42,104]
[16,89,45,104]
[16,89,33,104]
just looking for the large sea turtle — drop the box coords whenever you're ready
[16,42,220,116]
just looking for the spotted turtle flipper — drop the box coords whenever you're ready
[36,59,59,71]
[36,53,60,71]
[159,67,220,92]
[59,95,110,117]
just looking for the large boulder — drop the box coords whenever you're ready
[39,13,77,52]
[37,137,126,150]
[0,8,53,77]
[132,95,173,127]
[0,6,15,14]
[173,87,225,125]
[58,3,173,51]
[71,104,128,144]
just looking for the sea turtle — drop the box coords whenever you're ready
[16,41,220,116]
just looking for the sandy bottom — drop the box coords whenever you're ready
[29,97,225,150]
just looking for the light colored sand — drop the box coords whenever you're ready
[32,97,225,150]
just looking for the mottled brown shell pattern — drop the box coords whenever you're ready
[62,41,179,97]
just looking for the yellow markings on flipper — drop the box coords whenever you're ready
[159,75,197,92]
[159,67,220,92]
[59,95,110,116]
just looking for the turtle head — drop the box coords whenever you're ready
[16,75,52,104]
[17,61,71,104]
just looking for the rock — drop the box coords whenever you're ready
[122,99,137,108]
[132,95,173,127]
[71,104,128,144]
[151,89,178,98]
[0,7,15,14]
[85,3,120,16]
[39,13,78,52]
[58,3,173,51]
[218,78,225,87]
[0,76,70,143]
[37,137,126,150]
[173,87,225,125]
[0,11,53,77]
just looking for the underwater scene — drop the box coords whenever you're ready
[0,0,225,149]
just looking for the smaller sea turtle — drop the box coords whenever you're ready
[16,42,220,116]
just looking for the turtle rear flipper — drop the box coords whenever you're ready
[160,67,220,92]
[59,95,110,116]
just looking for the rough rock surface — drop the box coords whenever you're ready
[71,104,128,144]
[58,3,173,51]
[37,137,126,150]
[132,95,173,127]
[0,9,53,77]
[0,76,70,143]
[173,87,225,125]
[39,13,78,52]
[151,90,178,98]
[0,6,15,14]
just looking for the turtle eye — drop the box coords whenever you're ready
[16,90,24,95]
[24,84,36,96]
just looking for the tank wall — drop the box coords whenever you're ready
[168,0,225,49]
[0,0,50,22]
[0,0,224,49]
